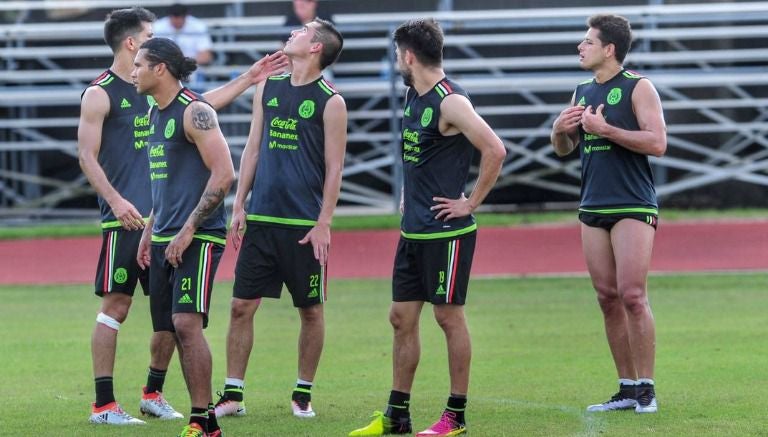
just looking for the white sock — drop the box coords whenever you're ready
[225,378,245,389]
[297,378,313,387]
[637,378,655,386]
[618,378,637,386]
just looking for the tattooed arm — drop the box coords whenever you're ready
[165,102,235,267]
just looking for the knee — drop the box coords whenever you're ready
[101,295,132,322]
[172,314,202,342]
[620,285,649,316]
[230,298,259,321]
[389,309,413,333]
[300,304,323,325]
[594,282,621,311]
[434,307,466,333]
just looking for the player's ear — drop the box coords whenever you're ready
[604,42,616,59]
[309,41,323,56]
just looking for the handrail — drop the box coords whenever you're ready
[0,0,274,12]
[5,48,768,84]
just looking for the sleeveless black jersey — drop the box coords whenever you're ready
[574,69,658,215]
[83,70,155,228]
[146,88,227,243]
[400,78,476,241]
[246,74,340,228]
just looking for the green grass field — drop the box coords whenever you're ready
[2,274,767,436]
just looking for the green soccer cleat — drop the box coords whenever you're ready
[177,423,206,437]
[348,411,412,436]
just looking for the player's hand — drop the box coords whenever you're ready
[110,197,144,231]
[580,104,607,135]
[552,105,585,136]
[137,228,151,270]
[228,205,246,251]
[165,228,193,268]
[431,192,473,221]
[298,222,331,266]
[247,51,290,84]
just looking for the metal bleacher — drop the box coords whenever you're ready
[2,1,768,220]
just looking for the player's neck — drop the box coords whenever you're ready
[412,67,445,96]
[289,58,322,86]
[109,52,135,82]
[593,62,622,84]
[152,82,184,110]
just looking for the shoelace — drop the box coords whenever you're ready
[154,396,177,414]
[608,391,626,402]
[214,391,228,406]
[428,411,460,433]
[113,407,138,421]
[293,399,311,411]
[636,389,654,406]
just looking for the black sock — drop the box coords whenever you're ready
[385,390,411,420]
[145,367,167,394]
[94,376,115,408]
[223,384,244,402]
[446,394,467,424]
[207,403,220,433]
[292,383,312,404]
[189,407,208,430]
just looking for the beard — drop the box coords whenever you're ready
[399,68,414,87]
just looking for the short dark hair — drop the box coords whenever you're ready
[103,7,156,53]
[392,19,444,67]
[168,3,189,17]
[140,38,197,82]
[311,18,344,70]
[587,14,632,63]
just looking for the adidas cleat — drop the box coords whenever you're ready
[140,387,184,419]
[89,401,146,425]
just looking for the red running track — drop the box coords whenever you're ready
[1,220,767,285]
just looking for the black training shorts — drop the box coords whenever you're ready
[392,232,476,305]
[233,224,327,308]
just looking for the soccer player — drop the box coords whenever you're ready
[79,7,286,425]
[349,19,506,437]
[551,14,667,413]
[213,18,346,420]
[133,37,234,437]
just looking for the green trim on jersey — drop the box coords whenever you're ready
[101,217,151,230]
[623,70,643,79]
[318,79,335,96]
[400,223,477,240]
[246,214,316,227]
[579,78,594,85]
[579,206,659,215]
[177,93,193,105]
[96,75,115,87]
[151,233,226,245]
[434,81,453,99]
[268,73,291,81]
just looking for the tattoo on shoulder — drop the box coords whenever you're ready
[191,105,217,131]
